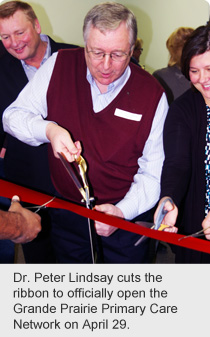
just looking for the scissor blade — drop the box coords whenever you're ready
[57,152,86,201]
[154,197,174,230]
[134,221,155,246]
[58,152,97,263]
[135,221,154,229]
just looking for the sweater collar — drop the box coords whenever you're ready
[86,65,131,94]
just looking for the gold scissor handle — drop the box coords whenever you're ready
[158,224,170,231]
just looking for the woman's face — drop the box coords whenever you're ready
[189,50,210,106]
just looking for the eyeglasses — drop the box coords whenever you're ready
[86,48,130,62]
[135,48,143,53]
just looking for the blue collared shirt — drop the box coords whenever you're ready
[86,66,131,112]
[21,34,51,81]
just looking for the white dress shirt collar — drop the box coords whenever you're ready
[86,65,131,112]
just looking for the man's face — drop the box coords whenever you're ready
[0,10,41,61]
[85,22,132,93]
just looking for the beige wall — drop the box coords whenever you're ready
[1,0,209,73]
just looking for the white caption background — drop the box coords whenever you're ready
[0,264,209,336]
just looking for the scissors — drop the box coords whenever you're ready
[134,197,174,246]
[57,152,93,206]
[57,152,97,263]
[178,225,210,241]
[25,196,56,213]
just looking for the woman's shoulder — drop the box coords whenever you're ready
[171,87,202,107]
[167,88,205,125]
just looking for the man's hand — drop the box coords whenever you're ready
[8,196,41,243]
[94,204,124,237]
[202,212,210,240]
[154,196,178,233]
[46,123,81,162]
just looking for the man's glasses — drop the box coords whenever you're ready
[86,48,130,62]
[135,47,143,53]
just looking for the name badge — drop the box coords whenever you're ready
[114,108,142,121]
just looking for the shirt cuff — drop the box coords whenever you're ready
[115,199,138,221]
[32,119,51,143]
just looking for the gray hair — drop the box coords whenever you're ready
[83,2,137,49]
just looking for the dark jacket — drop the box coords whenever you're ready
[160,88,210,263]
[153,65,191,105]
[0,37,78,193]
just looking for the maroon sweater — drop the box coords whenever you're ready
[47,48,163,205]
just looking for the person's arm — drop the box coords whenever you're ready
[94,93,168,236]
[160,98,192,205]
[0,196,41,243]
[3,52,81,161]
[152,97,192,231]
[116,93,168,219]
[202,212,210,240]
[3,53,57,146]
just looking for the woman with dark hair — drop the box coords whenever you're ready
[154,24,210,263]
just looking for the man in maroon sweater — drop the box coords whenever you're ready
[3,2,168,263]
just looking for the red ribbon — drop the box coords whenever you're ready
[1,179,210,254]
